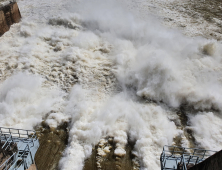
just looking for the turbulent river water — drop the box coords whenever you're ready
[0,0,222,170]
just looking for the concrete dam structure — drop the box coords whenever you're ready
[0,1,21,36]
[0,0,221,170]
[160,145,222,170]
[0,127,39,170]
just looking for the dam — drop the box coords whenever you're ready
[0,0,222,169]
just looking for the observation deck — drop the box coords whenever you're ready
[0,127,39,170]
[160,145,217,170]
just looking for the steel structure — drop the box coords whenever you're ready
[0,127,39,170]
[160,145,217,170]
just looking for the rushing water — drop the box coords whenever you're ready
[0,0,222,170]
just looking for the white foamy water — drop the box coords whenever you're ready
[0,0,222,169]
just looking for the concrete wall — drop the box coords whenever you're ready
[27,164,37,170]
[189,150,222,170]
[0,2,21,36]
[0,9,9,35]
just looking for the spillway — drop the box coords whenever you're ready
[0,0,221,170]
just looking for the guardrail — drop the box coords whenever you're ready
[0,152,17,169]
[17,144,33,170]
[160,145,218,170]
[0,127,37,139]
[0,127,39,170]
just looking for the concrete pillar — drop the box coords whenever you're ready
[0,10,9,36]
[0,2,21,36]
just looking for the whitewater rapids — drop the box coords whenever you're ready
[0,0,222,169]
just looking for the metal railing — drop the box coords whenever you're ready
[0,127,37,150]
[0,152,16,170]
[17,144,31,169]
[160,145,218,170]
[0,144,33,170]
[0,127,39,170]
[0,127,36,139]
[1,134,13,150]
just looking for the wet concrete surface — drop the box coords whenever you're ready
[83,139,138,170]
[34,122,69,170]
